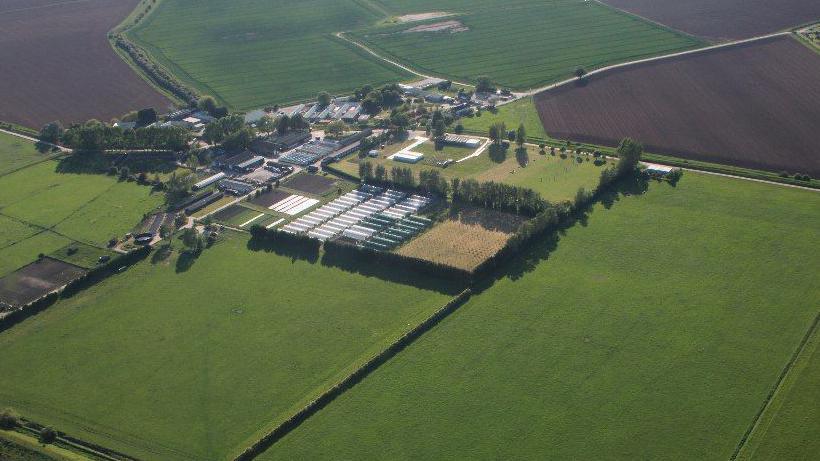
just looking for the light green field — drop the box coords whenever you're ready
[335,144,604,202]
[262,173,820,460]
[354,0,702,89]
[737,320,820,460]
[0,231,71,278]
[0,160,162,245]
[0,232,454,460]
[0,132,57,177]
[128,0,413,110]
[0,156,162,276]
[460,97,547,139]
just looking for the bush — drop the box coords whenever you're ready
[40,427,57,444]
[0,408,20,429]
[779,171,789,178]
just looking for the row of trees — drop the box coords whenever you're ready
[351,84,403,114]
[451,177,548,216]
[256,113,309,135]
[488,121,526,148]
[55,120,190,151]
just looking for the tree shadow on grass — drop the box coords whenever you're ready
[515,147,529,168]
[473,173,652,292]
[175,250,201,273]
[488,143,508,163]
[246,236,320,265]
[320,250,466,296]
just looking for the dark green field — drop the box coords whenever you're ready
[261,173,820,460]
[354,0,702,89]
[128,0,413,110]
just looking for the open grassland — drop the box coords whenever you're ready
[737,320,820,460]
[0,154,162,276]
[0,232,453,460]
[397,206,524,271]
[336,144,603,202]
[261,173,820,460]
[353,0,702,90]
[128,0,412,110]
[0,132,57,177]
[602,0,820,41]
[535,36,820,177]
[460,97,547,139]
[0,160,163,245]
[0,0,171,128]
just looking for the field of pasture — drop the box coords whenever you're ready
[353,0,702,89]
[0,232,454,460]
[460,97,547,139]
[0,133,58,177]
[260,173,820,460]
[128,0,413,110]
[335,143,604,203]
[0,136,163,276]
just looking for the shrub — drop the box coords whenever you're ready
[0,408,20,429]
[779,171,789,178]
[40,427,57,444]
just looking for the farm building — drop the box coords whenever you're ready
[219,179,255,195]
[443,134,481,148]
[393,152,424,164]
[217,151,264,172]
[644,164,675,175]
[193,172,227,190]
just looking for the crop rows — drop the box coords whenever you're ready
[354,0,701,89]
[129,0,412,110]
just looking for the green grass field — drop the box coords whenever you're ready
[261,173,820,460]
[737,320,820,460]
[0,232,453,460]
[353,0,702,89]
[0,160,163,245]
[128,0,413,110]
[460,97,547,139]
[0,132,57,177]
[335,144,604,202]
[0,154,163,277]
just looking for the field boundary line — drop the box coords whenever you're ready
[729,311,820,460]
[232,288,473,461]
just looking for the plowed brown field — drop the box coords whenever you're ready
[0,0,171,129]
[602,0,820,41]
[535,36,820,177]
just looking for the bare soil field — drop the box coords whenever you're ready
[249,190,290,208]
[397,207,525,272]
[283,173,337,196]
[602,0,820,41]
[535,36,820,177]
[0,0,171,129]
[0,257,86,309]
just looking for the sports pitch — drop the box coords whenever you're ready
[260,173,820,460]
[0,232,454,460]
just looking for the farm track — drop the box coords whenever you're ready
[335,32,474,88]
[512,31,790,100]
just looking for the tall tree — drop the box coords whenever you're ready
[516,123,526,149]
